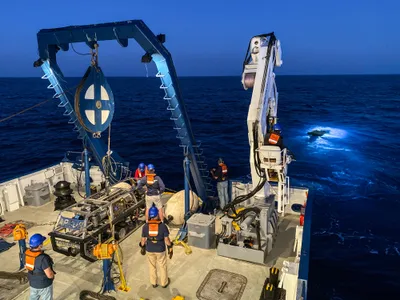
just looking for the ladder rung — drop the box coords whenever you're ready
[58,101,68,108]
[160,83,172,89]
[63,110,73,116]
[68,117,77,124]
[195,149,204,156]
[164,94,176,100]
[156,71,165,78]
[167,104,179,111]
[170,114,182,121]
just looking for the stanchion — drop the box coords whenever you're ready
[102,259,115,293]
[93,243,119,293]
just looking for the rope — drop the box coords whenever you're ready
[107,124,111,155]
[0,99,52,123]
[71,43,91,56]
[0,84,80,124]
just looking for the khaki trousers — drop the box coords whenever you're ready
[147,251,168,286]
[146,194,162,209]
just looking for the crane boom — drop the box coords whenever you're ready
[242,33,289,213]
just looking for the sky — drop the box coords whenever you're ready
[0,0,399,77]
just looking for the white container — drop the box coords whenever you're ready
[24,182,51,206]
[187,213,216,249]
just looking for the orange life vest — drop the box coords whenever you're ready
[25,249,43,271]
[147,173,156,185]
[219,163,228,180]
[148,220,162,243]
[268,133,280,145]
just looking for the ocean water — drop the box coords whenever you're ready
[0,75,400,299]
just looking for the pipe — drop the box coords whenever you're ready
[84,149,90,198]
[18,239,27,270]
[184,156,191,214]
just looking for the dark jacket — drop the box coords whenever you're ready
[212,164,228,182]
[265,132,284,149]
[27,252,54,289]
[142,221,170,252]
[137,175,165,196]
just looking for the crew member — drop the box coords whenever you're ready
[265,123,285,149]
[210,158,229,209]
[139,205,173,288]
[25,233,55,300]
[136,164,165,222]
[265,124,296,160]
[134,163,147,179]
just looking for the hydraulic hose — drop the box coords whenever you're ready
[255,220,262,250]
[223,121,267,215]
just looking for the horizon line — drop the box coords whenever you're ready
[0,73,399,78]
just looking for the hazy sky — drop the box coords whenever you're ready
[0,0,398,77]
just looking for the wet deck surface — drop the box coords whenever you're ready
[0,197,298,300]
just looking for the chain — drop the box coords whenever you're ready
[90,43,99,67]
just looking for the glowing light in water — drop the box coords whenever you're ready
[308,126,348,139]
[306,126,350,151]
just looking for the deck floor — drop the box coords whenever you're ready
[0,196,298,300]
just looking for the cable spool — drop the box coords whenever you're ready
[243,72,256,89]
[75,43,115,138]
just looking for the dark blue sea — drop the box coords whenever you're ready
[1,75,400,299]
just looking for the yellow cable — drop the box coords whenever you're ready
[173,236,192,255]
[107,215,130,292]
[115,246,130,292]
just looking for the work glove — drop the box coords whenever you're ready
[139,242,146,256]
[167,245,173,259]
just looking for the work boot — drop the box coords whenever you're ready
[162,278,170,288]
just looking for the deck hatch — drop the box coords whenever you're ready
[196,269,247,300]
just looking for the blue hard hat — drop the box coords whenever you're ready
[273,123,282,132]
[149,204,159,219]
[147,164,155,171]
[138,163,145,171]
[29,233,46,248]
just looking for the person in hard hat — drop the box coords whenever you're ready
[134,162,147,180]
[210,158,229,209]
[265,123,285,149]
[139,205,173,288]
[265,124,296,160]
[136,164,165,222]
[25,233,55,300]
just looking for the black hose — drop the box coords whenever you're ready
[79,290,116,300]
[222,121,267,215]
[255,220,262,250]
[226,207,261,221]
